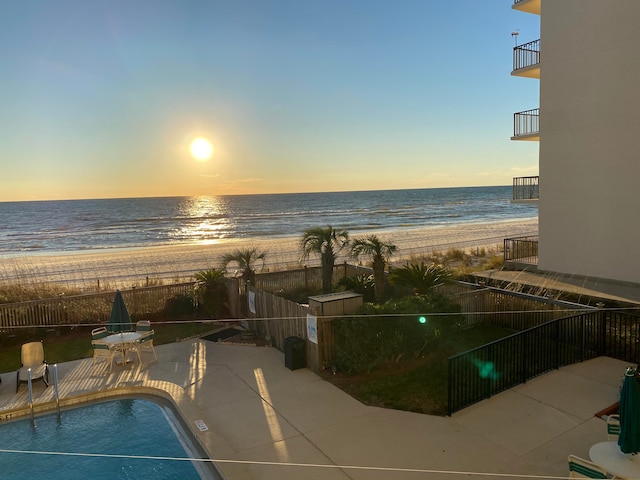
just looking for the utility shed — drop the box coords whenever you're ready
[308,291,363,316]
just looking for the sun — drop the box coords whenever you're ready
[190,137,213,161]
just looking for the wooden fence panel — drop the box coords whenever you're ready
[247,285,329,372]
[253,263,372,293]
[0,283,195,330]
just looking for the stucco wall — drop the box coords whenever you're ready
[538,0,640,283]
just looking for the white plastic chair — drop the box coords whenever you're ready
[92,327,116,373]
[16,341,49,392]
[568,454,609,479]
[135,322,157,365]
[606,414,620,441]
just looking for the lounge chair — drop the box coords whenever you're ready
[606,414,620,441]
[568,454,609,479]
[135,321,157,365]
[92,327,117,373]
[16,341,49,393]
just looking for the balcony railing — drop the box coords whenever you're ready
[513,39,540,72]
[504,236,539,266]
[513,108,539,138]
[513,176,539,201]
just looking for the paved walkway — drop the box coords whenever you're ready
[0,341,630,479]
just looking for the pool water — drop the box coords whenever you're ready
[0,398,217,479]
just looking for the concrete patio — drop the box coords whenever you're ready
[0,340,630,479]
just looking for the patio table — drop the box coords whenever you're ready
[589,441,640,479]
[102,332,141,367]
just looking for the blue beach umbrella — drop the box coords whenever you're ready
[108,290,132,333]
[618,368,640,454]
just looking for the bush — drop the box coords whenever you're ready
[275,287,321,304]
[164,294,197,319]
[194,269,227,318]
[333,293,463,374]
[337,274,376,303]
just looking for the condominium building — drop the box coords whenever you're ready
[510,0,640,285]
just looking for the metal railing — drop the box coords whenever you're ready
[513,176,539,201]
[504,236,539,265]
[448,309,640,415]
[513,39,540,71]
[513,108,540,138]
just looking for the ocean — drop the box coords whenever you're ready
[0,186,537,257]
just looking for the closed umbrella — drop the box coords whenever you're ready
[618,367,640,454]
[108,290,132,333]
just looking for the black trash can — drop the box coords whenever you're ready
[284,336,306,370]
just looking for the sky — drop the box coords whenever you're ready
[0,0,540,202]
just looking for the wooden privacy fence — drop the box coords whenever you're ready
[253,263,371,293]
[0,283,196,329]
[435,282,590,329]
[247,285,337,373]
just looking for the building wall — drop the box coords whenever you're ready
[538,0,640,283]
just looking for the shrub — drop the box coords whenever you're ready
[164,294,197,319]
[194,269,228,318]
[275,287,321,304]
[333,293,463,374]
[337,274,376,303]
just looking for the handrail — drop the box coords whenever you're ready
[504,236,539,263]
[513,39,540,71]
[513,108,540,137]
[513,176,539,200]
[53,364,60,419]
[27,368,35,426]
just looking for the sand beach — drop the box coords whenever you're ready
[0,219,537,290]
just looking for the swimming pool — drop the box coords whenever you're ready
[0,397,221,479]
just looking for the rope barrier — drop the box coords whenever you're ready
[0,449,571,479]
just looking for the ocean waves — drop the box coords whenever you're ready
[0,186,537,256]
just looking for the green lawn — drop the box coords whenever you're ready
[325,323,514,416]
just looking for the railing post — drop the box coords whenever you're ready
[27,368,35,426]
[598,305,607,357]
[555,320,561,369]
[53,364,60,419]
[447,358,453,416]
[521,333,528,383]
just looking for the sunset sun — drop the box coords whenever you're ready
[189,137,213,161]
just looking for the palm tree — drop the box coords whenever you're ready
[350,235,397,302]
[389,262,452,295]
[221,247,267,284]
[301,225,349,293]
[194,268,227,317]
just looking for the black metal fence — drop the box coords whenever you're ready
[504,236,539,267]
[513,39,540,72]
[513,108,540,138]
[512,176,539,201]
[448,309,640,415]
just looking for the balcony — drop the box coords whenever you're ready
[512,0,540,15]
[513,176,539,203]
[504,236,539,271]
[511,108,539,141]
[512,39,540,78]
